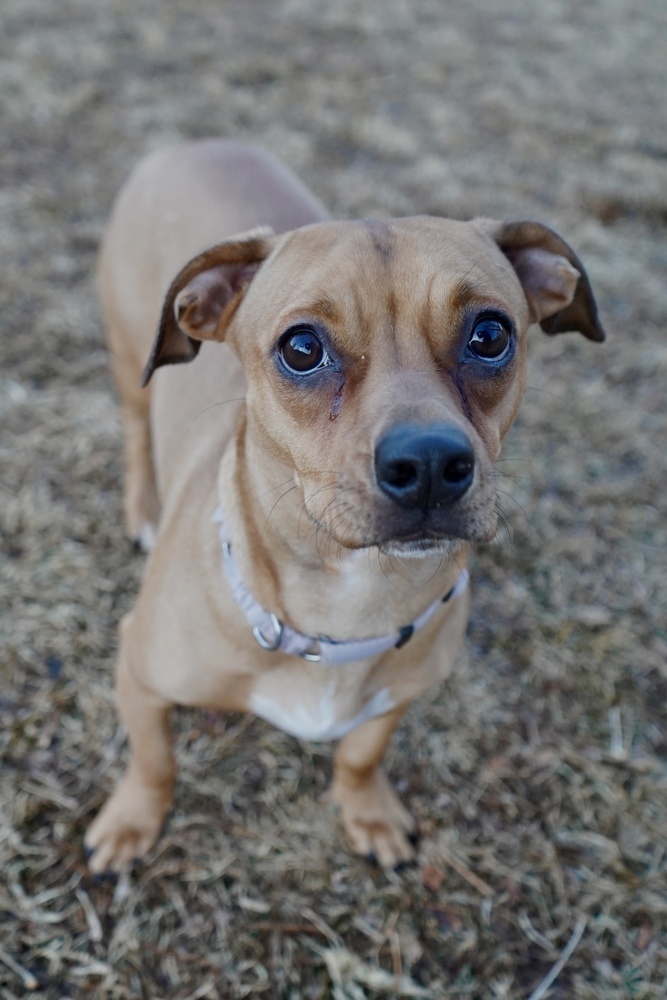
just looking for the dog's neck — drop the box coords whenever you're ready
[216,418,468,642]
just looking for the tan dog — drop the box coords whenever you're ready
[85,139,605,871]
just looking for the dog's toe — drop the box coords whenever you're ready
[132,522,158,553]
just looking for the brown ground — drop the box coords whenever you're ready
[1,0,666,997]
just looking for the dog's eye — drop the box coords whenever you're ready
[468,316,512,361]
[278,326,329,374]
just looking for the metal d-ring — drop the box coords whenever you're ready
[252,613,284,651]
[299,645,322,663]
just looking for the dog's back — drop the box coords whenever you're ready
[99,140,328,538]
[100,140,328,364]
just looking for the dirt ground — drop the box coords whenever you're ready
[1,0,666,997]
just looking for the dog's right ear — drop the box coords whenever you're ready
[141,226,276,385]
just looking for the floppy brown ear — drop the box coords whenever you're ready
[141,226,276,385]
[478,219,606,342]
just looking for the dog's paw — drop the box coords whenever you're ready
[84,776,172,873]
[124,485,159,551]
[332,768,417,868]
[132,521,158,553]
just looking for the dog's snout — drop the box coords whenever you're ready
[375,424,475,509]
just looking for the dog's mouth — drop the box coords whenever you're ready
[375,498,497,547]
[310,503,497,557]
[379,536,464,559]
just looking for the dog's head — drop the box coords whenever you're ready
[144,216,604,555]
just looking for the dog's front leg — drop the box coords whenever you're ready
[331,706,416,867]
[85,617,175,873]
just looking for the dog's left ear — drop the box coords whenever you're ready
[141,226,276,385]
[478,219,606,342]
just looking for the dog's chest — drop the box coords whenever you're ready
[248,672,395,742]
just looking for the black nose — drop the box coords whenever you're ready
[375,423,475,510]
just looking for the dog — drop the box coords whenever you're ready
[85,139,605,871]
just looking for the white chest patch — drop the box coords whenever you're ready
[249,683,395,742]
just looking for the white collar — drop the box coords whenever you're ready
[213,507,468,667]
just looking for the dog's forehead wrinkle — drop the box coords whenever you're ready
[362,218,396,264]
[267,225,514,346]
[312,294,339,321]
[278,294,343,332]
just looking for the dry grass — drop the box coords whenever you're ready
[1,0,666,997]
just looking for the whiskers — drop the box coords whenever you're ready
[300,480,373,561]
[191,395,246,428]
[251,471,371,561]
[262,481,299,534]
[490,455,536,549]
[493,499,515,549]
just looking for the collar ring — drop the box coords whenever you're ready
[252,613,284,651]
